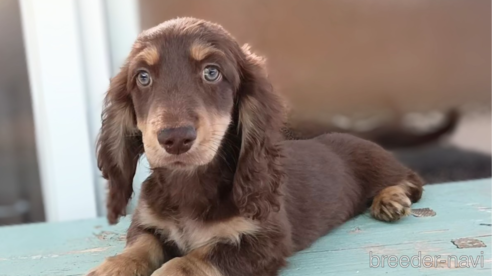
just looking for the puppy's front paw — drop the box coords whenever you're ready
[371,185,411,222]
[151,256,220,276]
[86,255,152,276]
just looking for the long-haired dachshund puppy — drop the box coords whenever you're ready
[88,17,424,276]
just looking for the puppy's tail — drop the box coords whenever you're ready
[374,109,459,149]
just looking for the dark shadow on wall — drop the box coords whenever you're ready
[0,0,45,225]
[394,145,492,185]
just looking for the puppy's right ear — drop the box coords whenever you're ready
[96,64,143,224]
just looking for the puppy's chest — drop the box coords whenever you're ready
[138,206,259,253]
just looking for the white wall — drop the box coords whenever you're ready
[19,0,144,221]
[103,0,149,214]
[19,0,98,222]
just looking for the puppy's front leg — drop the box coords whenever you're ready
[151,248,222,276]
[87,227,164,276]
[151,233,289,276]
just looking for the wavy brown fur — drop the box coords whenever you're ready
[89,17,424,276]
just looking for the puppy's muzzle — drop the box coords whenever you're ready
[157,126,197,155]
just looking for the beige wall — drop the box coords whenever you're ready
[138,0,490,127]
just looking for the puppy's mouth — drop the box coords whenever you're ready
[155,150,202,169]
[165,152,198,166]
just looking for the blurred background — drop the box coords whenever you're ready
[0,0,490,226]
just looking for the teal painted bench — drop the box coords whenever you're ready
[1,179,490,276]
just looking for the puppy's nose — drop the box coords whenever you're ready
[157,126,197,155]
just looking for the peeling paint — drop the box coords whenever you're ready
[349,227,362,234]
[67,247,109,254]
[364,245,400,255]
[93,231,126,241]
[478,206,492,213]
[0,249,104,262]
[451,238,487,249]
[412,208,436,217]
[428,259,459,269]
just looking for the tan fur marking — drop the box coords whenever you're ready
[238,96,262,151]
[111,105,138,169]
[198,112,231,165]
[371,181,414,222]
[239,96,260,128]
[241,43,267,74]
[86,233,163,276]
[189,41,224,61]
[151,254,222,276]
[138,202,258,253]
[401,180,420,198]
[137,45,160,65]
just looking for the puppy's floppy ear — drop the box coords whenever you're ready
[233,44,285,220]
[96,63,143,224]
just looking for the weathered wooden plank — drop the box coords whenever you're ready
[0,178,490,276]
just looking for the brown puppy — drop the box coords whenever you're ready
[88,17,424,276]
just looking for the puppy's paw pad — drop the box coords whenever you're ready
[371,186,411,222]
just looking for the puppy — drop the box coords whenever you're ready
[88,17,424,276]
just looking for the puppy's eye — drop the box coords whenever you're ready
[202,65,222,83]
[137,70,152,86]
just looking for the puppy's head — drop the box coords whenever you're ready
[97,17,284,224]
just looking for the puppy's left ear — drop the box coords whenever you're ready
[233,44,286,220]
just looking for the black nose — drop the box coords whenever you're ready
[157,126,197,155]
